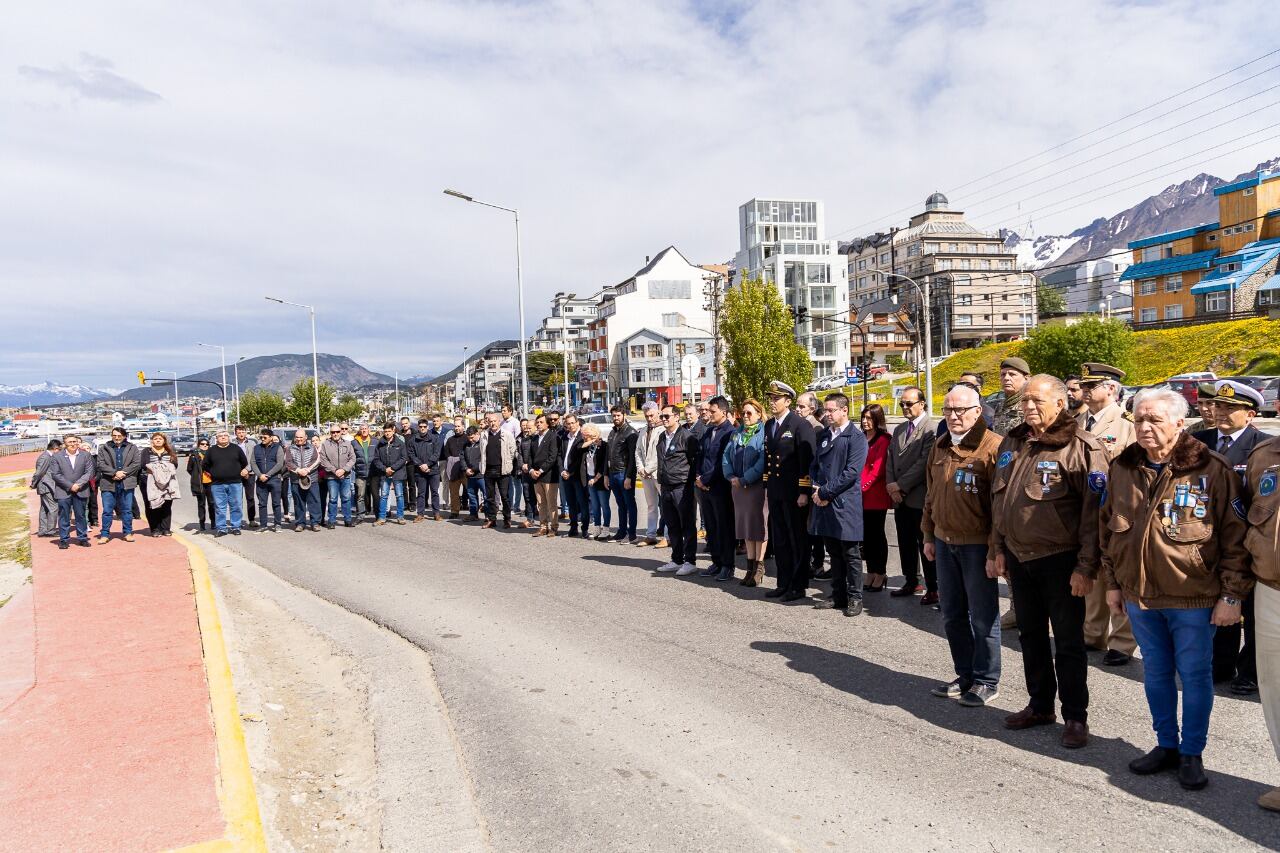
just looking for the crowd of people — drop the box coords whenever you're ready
[26,357,1280,808]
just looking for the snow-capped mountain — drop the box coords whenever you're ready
[1004,156,1280,269]
[0,382,122,407]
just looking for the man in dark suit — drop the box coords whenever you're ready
[1191,379,1266,695]
[888,386,940,604]
[763,380,818,602]
[527,413,562,536]
[31,439,61,537]
[559,414,588,537]
[808,392,869,617]
[51,434,95,549]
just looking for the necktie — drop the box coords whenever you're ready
[1086,415,1096,431]
[1219,435,1233,453]
[905,420,915,440]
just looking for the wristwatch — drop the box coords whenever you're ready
[1220,595,1241,606]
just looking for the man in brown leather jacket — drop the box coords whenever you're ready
[991,374,1110,749]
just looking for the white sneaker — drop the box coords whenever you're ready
[676,563,698,576]
[656,561,679,572]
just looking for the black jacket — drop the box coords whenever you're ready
[1191,424,1266,472]
[657,427,697,487]
[463,439,483,476]
[764,411,817,499]
[186,450,208,493]
[407,430,442,474]
[527,429,561,482]
[581,441,610,489]
[441,432,470,480]
[606,422,638,479]
[559,430,585,483]
[352,437,377,479]
[374,436,409,481]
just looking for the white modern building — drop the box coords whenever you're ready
[587,247,716,404]
[528,291,598,366]
[732,198,849,378]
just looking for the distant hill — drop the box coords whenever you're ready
[118,353,395,401]
[0,381,122,407]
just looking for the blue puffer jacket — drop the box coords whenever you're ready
[721,425,766,486]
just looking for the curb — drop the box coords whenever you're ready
[171,533,267,853]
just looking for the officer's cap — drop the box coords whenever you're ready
[767,380,797,400]
[1211,379,1263,410]
[1079,362,1125,385]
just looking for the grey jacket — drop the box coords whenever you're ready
[635,423,663,479]
[51,449,96,499]
[886,415,938,510]
[317,437,357,477]
[95,440,143,491]
[31,450,55,492]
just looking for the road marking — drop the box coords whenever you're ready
[170,534,267,853]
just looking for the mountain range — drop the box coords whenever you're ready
[118,354,396,402]
[0,381,123,407]
[1003,155,1280,269]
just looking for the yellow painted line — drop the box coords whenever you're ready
[170,533,267,853]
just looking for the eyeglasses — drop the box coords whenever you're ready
[899,399,922,409]
[942,406,978,416]
[659,414,671,420]
[329,430,341,434]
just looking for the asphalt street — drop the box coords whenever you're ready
[182,492,1279,852]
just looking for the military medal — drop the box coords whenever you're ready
[1161,500,1174,530]
[954,470,964,491]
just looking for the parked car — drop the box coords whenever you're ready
[866,364,889,379]
[579,411,614,440]
[1233,376,1280,416]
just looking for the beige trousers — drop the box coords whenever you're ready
[1083,579,1137,654]
[1256,583,1280,762]
[535,482,560,531]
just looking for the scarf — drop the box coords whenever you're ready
[740,422,761,444]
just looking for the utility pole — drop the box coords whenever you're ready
[702,271,725,397]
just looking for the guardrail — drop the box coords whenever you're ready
[0,440,45,457]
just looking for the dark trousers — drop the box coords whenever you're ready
[256,478,283,527]
[291,481,321,526]
[404,463,417,508]
[660,483,697,565]
[194,490,211,528]
[863,509,889,575]
[1213,591,1256,682]
[824,538,865,607]
[767,491,811,594]
[415,471,441,516]
[811,536,825,572]
[1006,549,1089,723]
[563,476,588,533]
[141,484,173,534]
[58,494,89,542]
[241,478,256,524]
[483,473,511,523]
[704,485,735,569]
[937,542,1001,688]
[359,475,379,516]
[86,482,98,526]
[522,476,537,520]
[894,504,937,592]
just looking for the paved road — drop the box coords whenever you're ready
[182,495,1279,851]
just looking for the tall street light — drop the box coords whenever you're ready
[875,270,934,415]
[233,356,247,425]
[444,188,530,416]
[196,342,228,425]
[265,297,321,431]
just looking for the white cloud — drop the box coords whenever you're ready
[1,0,1277,387]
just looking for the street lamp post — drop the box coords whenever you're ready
[461,346,469,419]
[233,356,246,424]
[265,297,321,431]
[196,342,228,426]
[876,271,934,415]
[444,189,530,416]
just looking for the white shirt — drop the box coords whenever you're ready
[827,421,849,441]
[563,431,579,468]
[1217,425,1248,446]
[949,430,971,445]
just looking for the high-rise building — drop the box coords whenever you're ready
[732,198,850,378]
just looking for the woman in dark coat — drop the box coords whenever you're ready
[186,437,212,531]
[578,424,612,540]
[859,404,892,590]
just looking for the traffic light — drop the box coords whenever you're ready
[790,306,809,323]
[137,371,146,386]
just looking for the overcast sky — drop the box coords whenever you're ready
[3,1,1278,388]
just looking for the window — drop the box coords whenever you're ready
[1244,187,1256,196]
[675,343,686,357]
[1220,262,1241,273]
[1022,313,1034,324]
[1206,291,1229,312]
[647,344,663,358]
[858,276,868,288]
[1001,314,1009,321]
[632,369,645,383]
[857,259,868,271]
[1140,308,1157,323]
[1246,223,1256,232]
[629,345,644,358]
[648,368,664,381]
[1165,275,1182,292]
[907,244,921,257]
[955,315,972,326]
[698,367,707,378]
[1138,279,1157,295]
[956,294,972,306]
[1208,233,1218,242]
[1165,304,1183,320]
[647,280,692,299]
[809,287,835,309]
[695,343,707,354]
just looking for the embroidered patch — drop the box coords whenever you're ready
[1232,497,1247,519]
[1087,471,1107,493]
[1261,473,1277,496]
[998,451,1013,468]
[821,440,829,448]
[781,431,793,439]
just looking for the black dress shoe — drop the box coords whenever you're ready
[813,569,833,580]
[58,541,69,550]
[813,600,842,610]
[891,584,921,598]
[1103,650,1132,666]
[1129,746,1180,775]
[1178,754,1208,790]
[323,522,336,529]
[844,600,864,617]
[781,590,806,602]
[764,588,786,599]
[1229,677,1259,695]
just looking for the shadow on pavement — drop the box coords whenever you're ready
[751,640,1277,848]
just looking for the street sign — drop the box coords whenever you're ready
[680,354,701,398]
[845,366,860,384]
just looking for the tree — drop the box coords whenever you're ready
[525,351,566,392]
[332,395,364,423]
[284,378,339,426]
[236,389,288,428]
[1037,281,1066,318]
[721,275,812,404]
[1019,316,1134,380]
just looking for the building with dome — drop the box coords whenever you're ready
[842,192,1037,357]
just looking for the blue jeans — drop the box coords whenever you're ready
[609,472,637,538]
[379,479,406,520]
[291,481,320,526]
[1127,604,1217,756]
[465,476,485,519]
[507,475,521,513]
[58,494,89,542]
[935,542,1001,688]
[210,483,243,532]
[327,474,353,524]
[99,486,134,536]
[589,485,612,527]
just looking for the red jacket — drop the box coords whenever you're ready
[861,431,892,511]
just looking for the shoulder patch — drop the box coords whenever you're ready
[998,450,1014,468]
[1261,472,1277,497]
[1087,471,1107,493]
[1232,497,1247,520]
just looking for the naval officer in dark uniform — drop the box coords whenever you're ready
[764,380,818,602]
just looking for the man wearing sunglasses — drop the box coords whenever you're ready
[888,386,939,604]
[319,425,357,527]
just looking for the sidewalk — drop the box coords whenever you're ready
[0,451,262,851]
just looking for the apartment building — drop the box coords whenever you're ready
[1123,168,1280,325]
[850,296,915,364]
[615,327,716,408]
[843,192,1035,357]
[731,198,850,377]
